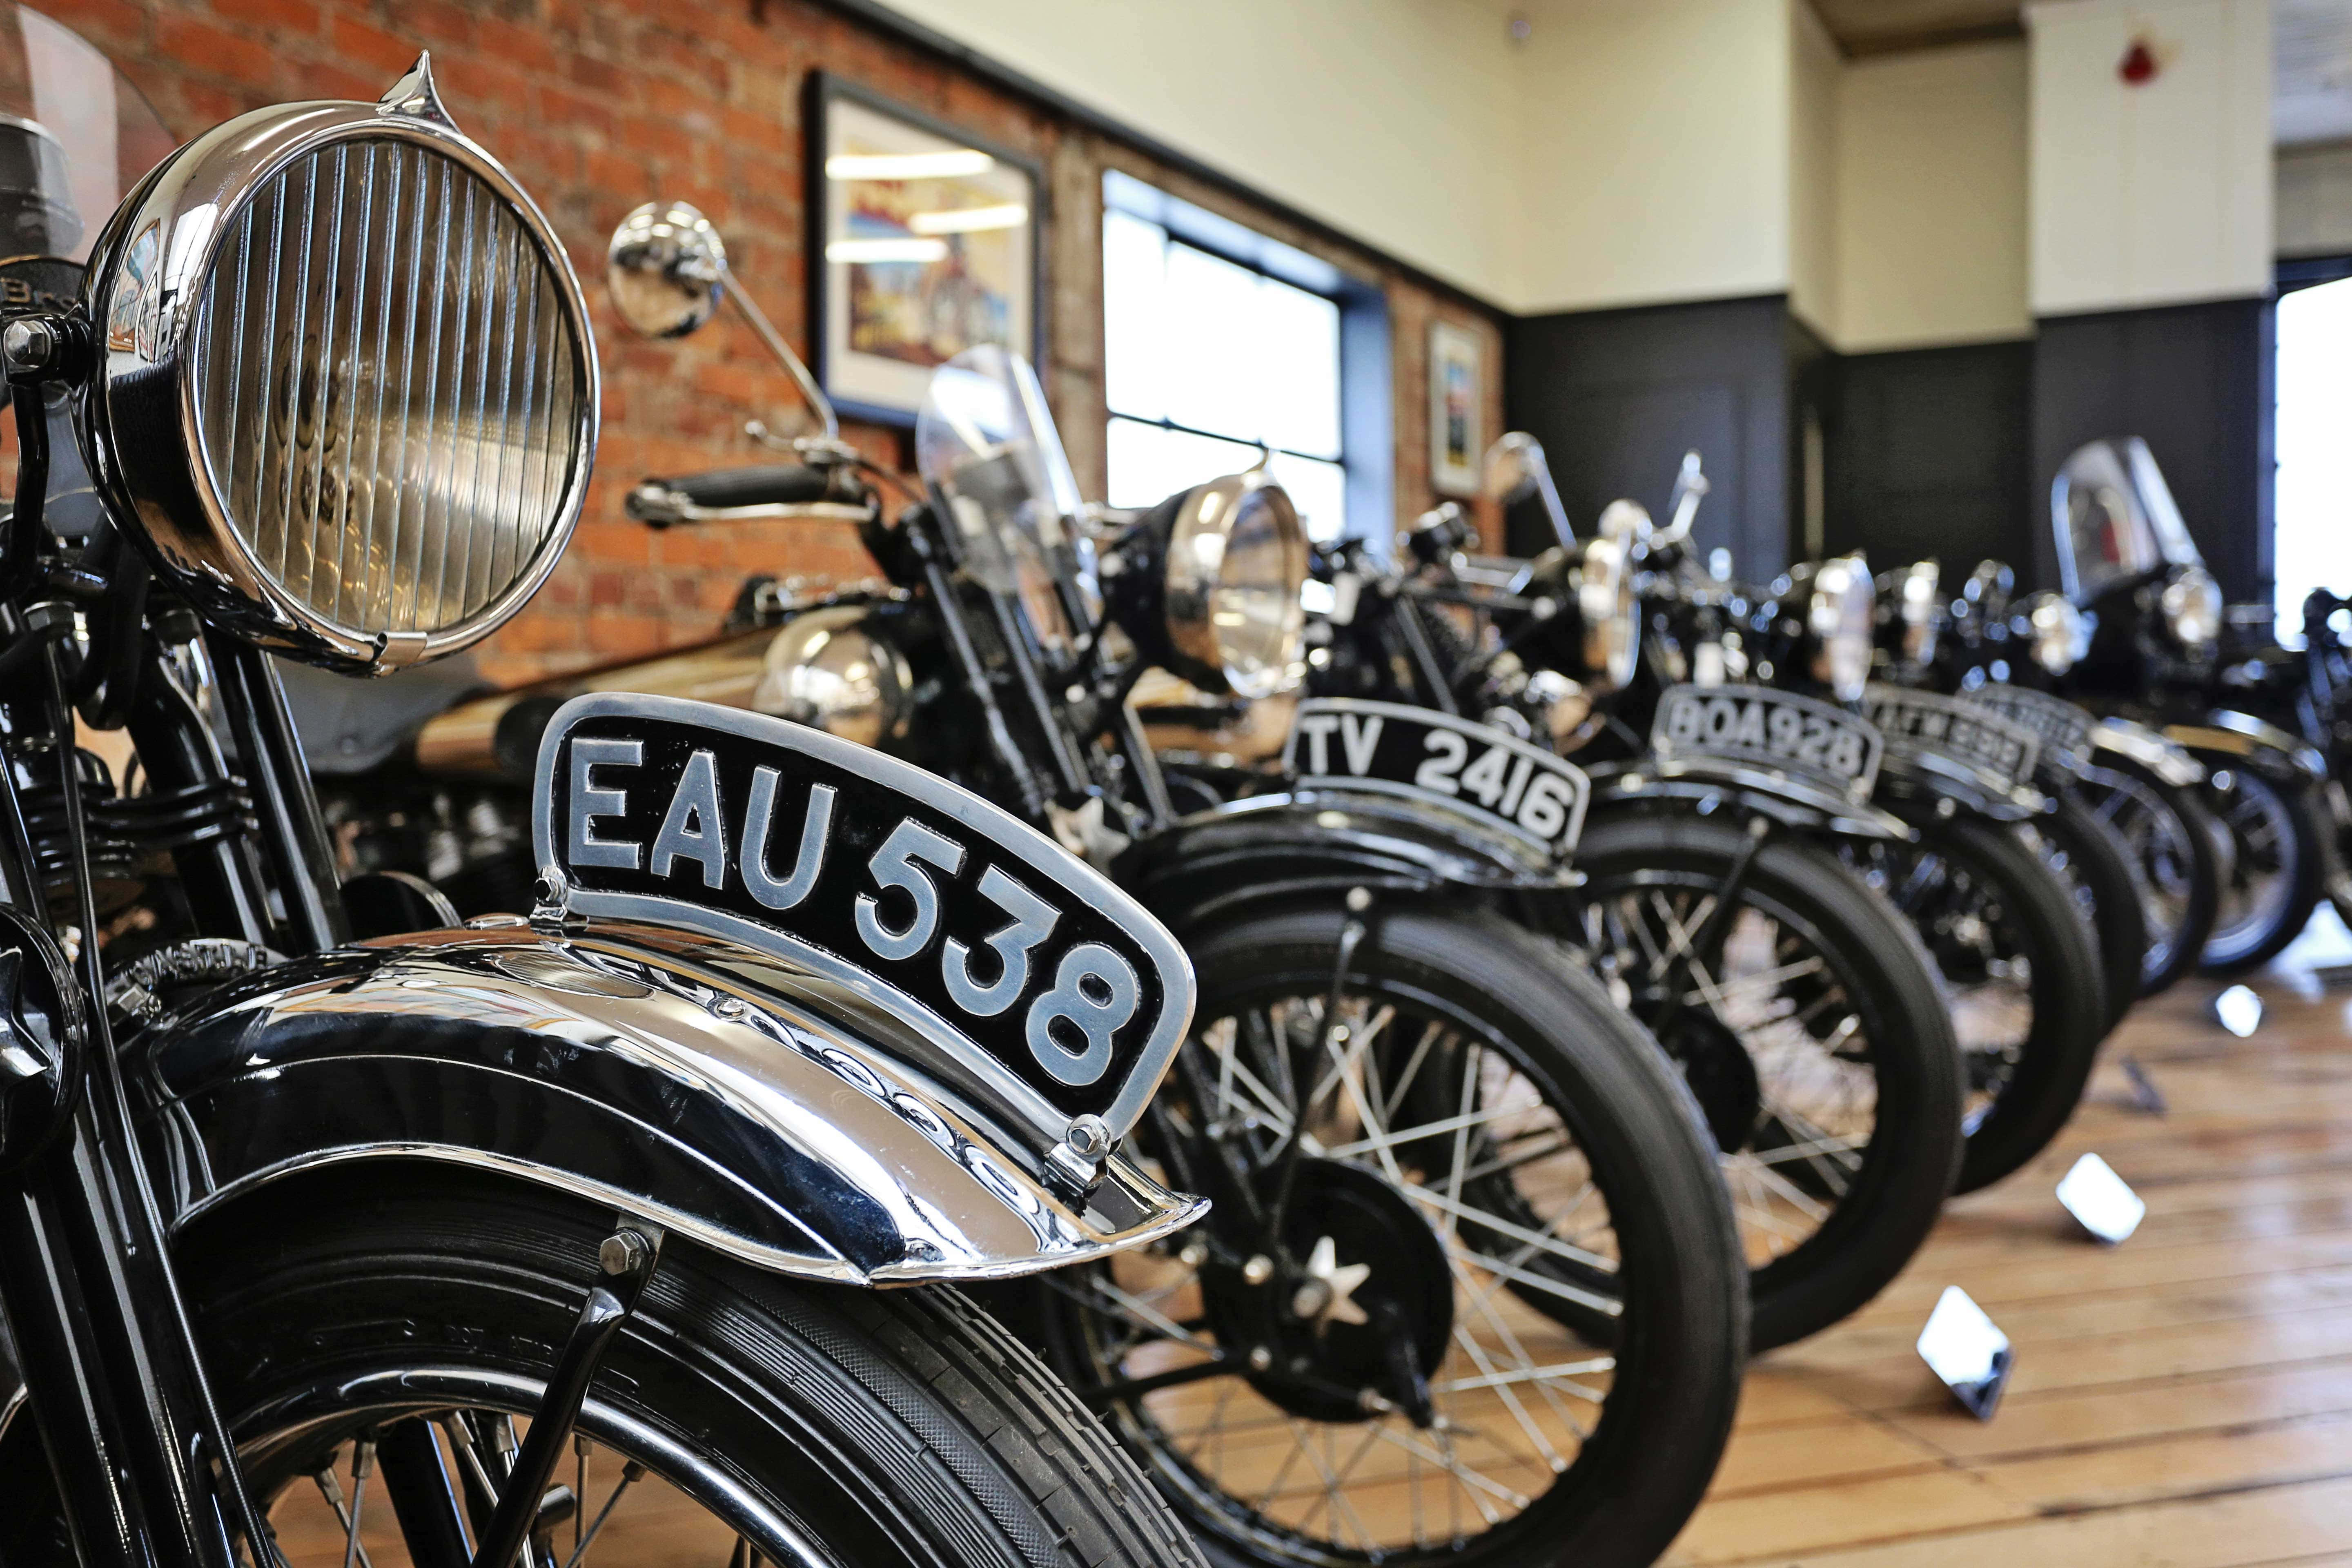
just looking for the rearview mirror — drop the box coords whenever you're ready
[1480,433,1573,551]
[607,200,726,339]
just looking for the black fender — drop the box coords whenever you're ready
[1114,788,1578,936]
[2163,711,2328,789]
[2091,716,2207,789]
[1872,748,2048,822]
[125,923,1199,1287]
[1582,757,1914,841]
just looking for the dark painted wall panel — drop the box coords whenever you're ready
[1504,295,1793,571]
[1825,339,2033,579]
[2030,298,2274,599]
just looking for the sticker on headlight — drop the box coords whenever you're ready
[531,693,1194,1150]
[1961,686,2095,772]
[1650,684,1883,799]
[1283,699,1590,857]
[1866,685,2041,795]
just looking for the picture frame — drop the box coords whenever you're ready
[1428,320,1484,498]
[806,73,1046,427]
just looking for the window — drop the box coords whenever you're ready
[2275,274,2352,643]
[1100,172,1385,542]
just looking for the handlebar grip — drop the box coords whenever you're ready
[627,463,842,526]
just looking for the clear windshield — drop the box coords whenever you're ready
[0,6,177,531]
[915,345,1086,648]
[2054,438,2167,604]
[2122,438,2202,568]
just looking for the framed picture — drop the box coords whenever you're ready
[1428,320,1484,498]
[807,74,1045,425]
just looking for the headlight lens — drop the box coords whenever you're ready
[82,62,596,673]
[2162,567,2223,649]
[2025,592,2089,675]
[1895,559,1941,665]
[1808,553,1874,702]
[1164,470,1308,699]
[752,608,911,747]
[1572,533,1639,691]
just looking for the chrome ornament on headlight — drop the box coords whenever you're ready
[752,607,912,747]
[1163,469,1308,700]
[1808,552,1873,702]
[2024,592,2089,675]
[80,57,597,672]
[2161,566,2223,650]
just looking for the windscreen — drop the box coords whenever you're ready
[2122,438,2203,568]
[915,345,1086,649]
[2053,439,2167,605]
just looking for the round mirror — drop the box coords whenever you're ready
[1481,432,1548,505]
[607,199,726,339]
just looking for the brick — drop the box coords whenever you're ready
[158,14,278,89]
[325,13,419,76]
[210,0,320,36]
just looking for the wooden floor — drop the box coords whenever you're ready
[1664,914,2352,1567]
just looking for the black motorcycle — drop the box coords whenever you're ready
[0,35,1212,1568]
[299,207,1748,1568]
[2051,438,2331,973]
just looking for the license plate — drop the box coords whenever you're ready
[1649,684,1883,798]
[531,693,1192,1145]
[1866,684,2040,794]
[1283,699,1590,857]
[1962,686,2095,771]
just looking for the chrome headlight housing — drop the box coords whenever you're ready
[751,607,912,747]
[2022,592,2089,675]
[1162,469,1309,699]
[1807,553,1874,702]
[80,60,597,673]
[1889,559,1941,666]
[2161,566,2223,650]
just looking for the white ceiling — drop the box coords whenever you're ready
[2278,0,2352,145]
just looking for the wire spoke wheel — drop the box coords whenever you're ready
[2081,763,2197,982]
[2210,771,2297,953]
[1858,839,2029,1134]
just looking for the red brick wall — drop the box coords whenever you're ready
[49,0,1506,684]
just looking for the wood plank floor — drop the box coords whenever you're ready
[1664,913,2352,1567]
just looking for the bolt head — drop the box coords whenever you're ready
[1241,1253,1275,1286]
[1063,1114,1111,1159]
[599,1230,650,1277]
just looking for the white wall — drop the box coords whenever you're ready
[2279,139,2352,256]
[1789,0,1842,336]
[1835,40,2032,351]
[1508,0,1794,314]
[871,0,1523,303]
[2026,0,2273,315]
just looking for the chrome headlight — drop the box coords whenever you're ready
[751,607,911,747]
[2162,566,2223,650]
[81,60,597,673]
[1808,552,1873,702]
[1571,531,1639,691]
[1163,469,1308,700]
[2023,592,2089,675]
[1892,559,1941,666]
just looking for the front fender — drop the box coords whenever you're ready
[1584,758,1913,841]
[129,924,1201,1287]
[2092,717,2206,788]
[1873,749,2047,821]
[2164,711,2328,785]
[1115,789,1574,934]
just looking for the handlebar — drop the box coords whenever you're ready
[626,463,874,527]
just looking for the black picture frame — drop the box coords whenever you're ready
[805,72,1048,428]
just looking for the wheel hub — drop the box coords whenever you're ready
[1659,1009,1760,1154]
[1199,1158,1453,1424]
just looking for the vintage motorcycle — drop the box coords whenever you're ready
[2214,586,2352,934]
[296,205,1749,1568]
[1157,444,1969,1350]
[2051,438,2332,973]
[1314,441,2107,1194]
[0,28,1210,1568]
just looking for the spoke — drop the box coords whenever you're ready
[1432,1357,1616,1394]
[1374,1422,1517,1519]
[560,1459,646,1568]
[1046,1270,1217,1353]
[1691,954,1828,1008]
[311,1446,378,1568]
[1405,1180,1622,1273]
[1305,1003,1395,1120]
[1319,1098,1544,1162]
[1381,1018,1446,1124]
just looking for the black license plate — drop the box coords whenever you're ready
[1866,685,2040,793]
[1962,686,2095,771]
[1649,684,1884,797]
[531,694,1192,1143]
[1283,699,1590,856]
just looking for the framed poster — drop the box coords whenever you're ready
[1428,320,1483,498]
[808,74,1045,425]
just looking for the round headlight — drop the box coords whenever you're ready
[2162,566,2223,649]
[1893,559,1941,666]
[1163,469,1308,699]
[751,608,912,747]
[2024,592,2089,675]
[81,59,597,673]
[1808,553,1873,702]
[1573,532,1639,691]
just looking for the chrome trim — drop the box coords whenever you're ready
[2091,717,2206,789]
[530,693,1196,1149]
[1163,468,1309,699]
[135,925,1203,1284]
[2202,710,2329,780]
[78,56,598,672]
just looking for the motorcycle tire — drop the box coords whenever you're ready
[2038,791,2149,1040]
[1015,904,1745,1568]
[2198,764,2328,976]
[2074,756,2223,998]
[1571,809,1963,1350]
[0,1164,1207,1568]
[1869,813,2106,1194]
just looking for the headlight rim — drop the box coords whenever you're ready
[2161,566,2223,650]
[2025,592,2089,675]
[80,70,599,674]
[1161,468,1309,701]
[1572,532,1639,693]
[753,606,914,747]
[1806,552,1875,703]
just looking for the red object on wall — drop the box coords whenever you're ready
[2120,38,2158,85]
